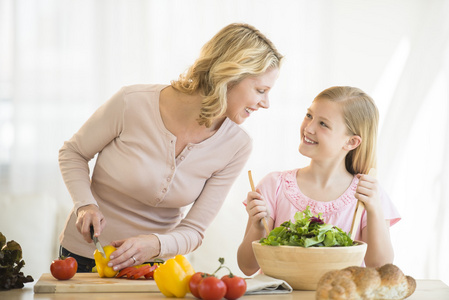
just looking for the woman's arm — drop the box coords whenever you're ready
[153,137,253,259]
[59,87,125,214]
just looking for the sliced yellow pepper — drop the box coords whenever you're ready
[94,245,119,278]
[153,255,195,298]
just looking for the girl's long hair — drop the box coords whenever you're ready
[315,86,379,175]
[171,23,283,128]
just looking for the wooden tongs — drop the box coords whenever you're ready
[248,170,271,237]
[350,168,376,241]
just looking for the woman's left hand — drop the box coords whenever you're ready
[354,173,381,212]
[108,234,161,271]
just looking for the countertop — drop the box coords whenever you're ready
[2,279,449,300]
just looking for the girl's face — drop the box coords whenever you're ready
[225,67,279,125]
[299,98,356,162]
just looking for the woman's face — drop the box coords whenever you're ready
[299,98,354,162]
[225,67,279,125]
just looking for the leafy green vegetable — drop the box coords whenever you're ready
[0,232,34,290]
[259,206,354,247]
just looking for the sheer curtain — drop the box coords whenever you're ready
[1,0,448,284]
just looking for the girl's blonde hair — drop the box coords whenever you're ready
[315,86,379,175]
[171,23,283,128]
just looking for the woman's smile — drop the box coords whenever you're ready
[245,107,256,116]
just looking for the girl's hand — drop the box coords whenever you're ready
[109,235,161,271]
[245,189,269,230]
[75,204,106,243]
[355,173,381,212]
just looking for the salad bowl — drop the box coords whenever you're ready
[252,240,367,290]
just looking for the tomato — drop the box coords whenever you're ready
[50,257,78,280]
[189,272,205,298]
[221,275,247,300]
[198,276,227,300]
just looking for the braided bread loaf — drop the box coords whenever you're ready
[316,264,416,300]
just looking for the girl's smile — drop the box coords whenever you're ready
[303,135,318,145]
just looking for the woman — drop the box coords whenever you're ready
[58,23,283,272]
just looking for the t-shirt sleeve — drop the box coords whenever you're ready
[361,184,401,229]
[58,87,125,213]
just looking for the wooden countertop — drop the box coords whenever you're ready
[2,279,449,300]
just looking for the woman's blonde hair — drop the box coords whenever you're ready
[171,23,283,128]
[315,86,379,175]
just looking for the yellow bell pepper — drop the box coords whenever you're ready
[153,255,195,298]
[94,245,119,278]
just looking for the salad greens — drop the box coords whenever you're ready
[259,206,354,247]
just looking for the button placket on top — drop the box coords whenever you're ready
[175,143,194,166]
[155,137,176,205]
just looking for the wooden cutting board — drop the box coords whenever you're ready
[34,273,160,293]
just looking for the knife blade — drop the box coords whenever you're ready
[90,225,106,258]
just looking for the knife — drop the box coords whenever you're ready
[90,225,106,258]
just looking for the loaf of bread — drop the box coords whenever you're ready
[316,264,416,300]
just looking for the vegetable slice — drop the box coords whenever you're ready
[116,264,159,279]
[116,267,136,278]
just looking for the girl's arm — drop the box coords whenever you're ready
[237,190,273,276]
[361,217,393,267]
[356,174,394,267]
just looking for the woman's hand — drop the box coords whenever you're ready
[354,173,381,213]
[245,189,269,230]
[75,204,106,243]
[108,234,161,271]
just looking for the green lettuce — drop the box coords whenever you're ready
[259,206,354,247]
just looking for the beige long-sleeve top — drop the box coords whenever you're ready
[59,84,252,259]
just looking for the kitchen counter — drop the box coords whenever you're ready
[2,279,449,300]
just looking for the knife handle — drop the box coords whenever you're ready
[90,225,95,240]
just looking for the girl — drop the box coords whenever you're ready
[237,86,400,276]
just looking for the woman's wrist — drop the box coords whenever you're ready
[145,234,161,258]
[76,203,98,216]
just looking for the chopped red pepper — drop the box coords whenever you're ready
[116,264,160,279]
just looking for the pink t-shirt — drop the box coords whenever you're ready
[251,169,400,240]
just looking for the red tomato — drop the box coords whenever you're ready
[189,272,205,298]
[198,276,227,300]
[221,275,247,300]
[50,257,78,280]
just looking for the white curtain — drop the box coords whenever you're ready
[1,0,448,284]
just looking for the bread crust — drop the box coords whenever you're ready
[316,264,416,300]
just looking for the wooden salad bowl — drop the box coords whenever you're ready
[252,240,367,291]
